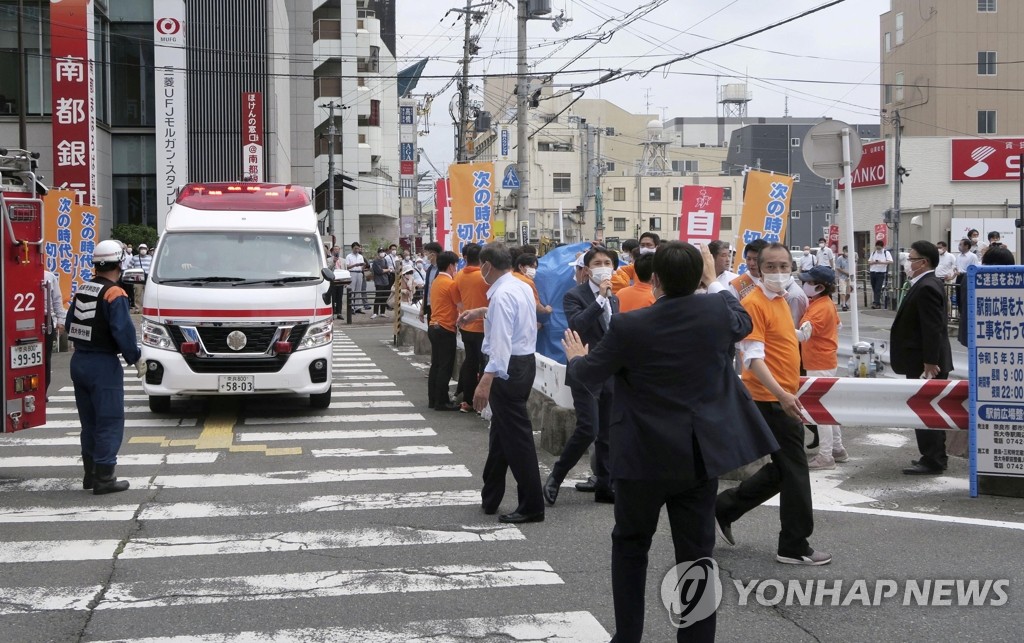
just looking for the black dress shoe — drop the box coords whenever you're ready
[434,403,460,411]
[903,462,943,475]
[575,476,597,492]
[594,488,615,504]
[498,511,544,524]
[543,474,560,506]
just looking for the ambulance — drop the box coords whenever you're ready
[140,183,335,412]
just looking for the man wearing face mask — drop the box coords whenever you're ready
[935,241,956,283]
[729,239,808,327]
[817,238,835,269]
[890,241,954,475]
[130,243,153,312]
[716,242,831,566]
[544,246,620,506]
[513,253,552,316]
[612,233,657,293]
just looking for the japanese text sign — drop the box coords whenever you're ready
[838,140,887,190]
[968,265,1024,496]
[50,0,96,206]
[154,1,188,230]
[952,139,1024,182]
[448,163,495,257]
[874,223,889,247]
[679,185,723,246]
[242,92,264,182]
[732,170,794,274]
[43,190,100,306]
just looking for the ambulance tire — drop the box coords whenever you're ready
[310,390,332,409]
[149,395,171,413]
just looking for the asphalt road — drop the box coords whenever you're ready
[1,322,1021,642]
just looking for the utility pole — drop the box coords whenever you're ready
[459,0,472,162]
[892,109,903,309]
[17,0,27,149]
[326,101,339,243]
[516,0,530,231]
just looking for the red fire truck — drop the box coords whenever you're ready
[1,147,48,432]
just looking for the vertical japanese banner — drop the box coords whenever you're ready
[242,92,264,181]
[679,185,723,246]
[448,163,495,258]
[435,178,451,250]
[731,170,794,274]
[828,224,840,253]
[874,222,889,247]
[50,0,96,205]
[154,2,187,232]
[43,190,99,305]
[399,99,418,246]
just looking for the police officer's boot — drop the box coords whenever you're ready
[92,464,130,495]
[82,455,94,490]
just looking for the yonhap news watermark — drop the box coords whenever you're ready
[662,559,1010,628]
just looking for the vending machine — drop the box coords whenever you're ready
[1,148,47,432]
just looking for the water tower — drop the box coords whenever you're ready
[638,119,670,176]
[719,83,752,118]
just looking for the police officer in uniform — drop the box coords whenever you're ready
[67,239,145,494]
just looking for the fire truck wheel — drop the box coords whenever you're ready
[310,390,332,409]
[149,395,171,413]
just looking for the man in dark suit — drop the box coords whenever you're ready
[562,241,778,643]
[890,240,954,475]
[544,246,619,505]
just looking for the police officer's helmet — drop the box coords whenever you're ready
[93,239,125,270]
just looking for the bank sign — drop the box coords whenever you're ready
[952,139,1024,181]
[838,140,886,190]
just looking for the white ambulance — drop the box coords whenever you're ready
[140,183,335,412]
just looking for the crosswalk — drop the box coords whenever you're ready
[0,330,609,641]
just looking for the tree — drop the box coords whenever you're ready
[111,224,158,251]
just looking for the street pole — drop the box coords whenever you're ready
[327,101,339,244]
[892,110,903,310]
[842,127,860,345]
[17,0,27,149]
[516,0,530,233]
[458,0,472,163]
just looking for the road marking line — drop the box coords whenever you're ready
[129,410,302,457]
[330,382,397,388]
[88,612,609,643]
[244,412,423,425]
[331,375,390,380]
[38,418,197,429]
[237,428,436,442]
[0,561,562,614]
[311,445,452,457]
[0,453,218,468]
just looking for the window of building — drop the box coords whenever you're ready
[672,187,682,201]
[790,209,801,220]
[537,141,573,152]
[613,218,626,232]
[369,46,379,72]
[671,159,697,173]
[978,0,996,12]
[613,187,625,201]
[978,110,997,134]
[553,172,571,193]
[884,84,893,104]
[895,12,904,44]
[894,71,904,102]
[649,216,662,231]
[112,135,157,227]
[672,216,680,232]
[723,187,732,200]
[606,161,615,172]
[978,51,997,76]
[369,99,380,126]
[721,217,733,231]
[790,138,801,148]
[648,187,661,201]
[110,22,155,126]
[884,32,891,53]
[605,127,615,136]
[0,1,52,116]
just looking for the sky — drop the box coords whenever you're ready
[395,0,892,176]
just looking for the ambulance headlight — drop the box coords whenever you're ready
[297,318,333,350]
[141,318,175,351]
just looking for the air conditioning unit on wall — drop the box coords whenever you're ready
[506,231,518,242]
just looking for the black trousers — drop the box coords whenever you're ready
[716,401,814,558]
[457,329,484,404]
[611,477,718,643]
[427,325,456,409]
[373,284,389,315]
[909,367,950,470]
[332,284,346,316]
[45,329,56,392]
[551,378,611,491]
[481,355,543,516]
[870,271,886,305]
[120,277,135,308]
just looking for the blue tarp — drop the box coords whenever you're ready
[535,242,590,364]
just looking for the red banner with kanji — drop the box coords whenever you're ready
[679,185,723,246]
[50,0,97,205]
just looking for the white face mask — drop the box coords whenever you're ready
[525,267,537,279]
[590,267,613,285]
[638,247,656,255]
[938,248,945,255]
[901,259,913,275]
[802,282,822,298]
[139,249,148,256]
[763,272,792,294]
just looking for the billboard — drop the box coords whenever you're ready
[951,139,1024,182]
[50,0,97,205]
[838,140,886,190]
[242,92,264,182]
[154,2,188,230]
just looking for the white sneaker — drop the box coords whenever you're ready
[832,448,850,463]
[807,453,835,470]
[371,314,378,319]
[776,549,832,566]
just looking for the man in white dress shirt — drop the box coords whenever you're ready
[458,243,544,524]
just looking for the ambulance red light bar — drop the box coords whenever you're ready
[176,183,310,211]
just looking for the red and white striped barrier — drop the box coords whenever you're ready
[798,377,968,431]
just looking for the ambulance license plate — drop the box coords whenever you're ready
[11,343,43,369]
[218,375,255,393]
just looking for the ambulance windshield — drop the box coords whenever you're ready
[152,232,322,286]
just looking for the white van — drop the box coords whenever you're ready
[140,183,335,412]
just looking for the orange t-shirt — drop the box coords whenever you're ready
[429,272,459,332]
[617,281,655,312]
[453,265,489,332]
[741,288,801,401]
[611,264,636,293]
[512,271,542,306]
[800,295,839,371]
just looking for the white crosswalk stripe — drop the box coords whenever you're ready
[1,334,608,640]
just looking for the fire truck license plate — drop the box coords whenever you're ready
[11,343,43,369]
[218,375,255,393]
